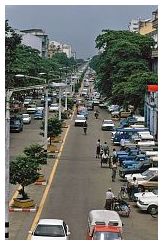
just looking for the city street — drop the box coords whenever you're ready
[9,107,158,240]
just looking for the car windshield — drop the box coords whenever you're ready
[23,114,29,118]
[143,171,156,180]
[93,231,121,240]
[10,120,20,125]
[34,224,65,237]
[104,120,113,124]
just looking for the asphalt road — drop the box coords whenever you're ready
[39,108,158,240]
[9,103,158,240]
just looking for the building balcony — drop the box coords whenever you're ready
[151,49,158,58]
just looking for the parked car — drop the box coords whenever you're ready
[119,160,151,179]
[136,195,158,214]
[29,219,70,240]
[49,103,59,112]
[34,110,44,119]
[10,116,23,132]
[74,115,86,126]
[133,189,158,202]
[22,113,31,124]
[121,154,147,168]
[101,119,115,131]
[118,150,140,165]
[128,172,158,192]
[125,167,158,182]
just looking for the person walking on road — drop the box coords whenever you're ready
[104,188,115,210]
[111,157,118,182]
[96,139,101,158]
[83,121,88,135]
[102,141,109,155]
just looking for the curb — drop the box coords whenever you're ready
[34,181,47,186]
[9,205,38,212]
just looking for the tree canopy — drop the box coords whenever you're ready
[6,21,80,89]
[90,29,157,112]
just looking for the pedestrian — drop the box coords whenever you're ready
[83,121,88,135]
[112,148,117,160]
[131,177,139,199]
[111,157,118,182]
[96,139,101,158]
[120,137,125,151]
[104,188,115,210]
[101,151,109,167]
[102,141,109,155]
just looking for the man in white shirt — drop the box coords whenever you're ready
[104,188,115,210]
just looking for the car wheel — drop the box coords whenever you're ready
[147,205,158,214]
[138,185,145,192]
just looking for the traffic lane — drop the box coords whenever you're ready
[40,111,111,239]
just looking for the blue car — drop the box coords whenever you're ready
[121,154,147,168]
[34,110,44,119]
[118,150,140,165]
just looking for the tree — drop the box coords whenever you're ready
[89,29,157,111]
[40,117,63,145]
[23,144,47,165]
[10,155,40,199]
[5,20,21,88]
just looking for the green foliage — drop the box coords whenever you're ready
[23,144,47,165]
[5,20,21,88]
[40,117,62,142]
[10,155,40,198]
[90,29,157,111]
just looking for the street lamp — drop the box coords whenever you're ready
[49,82,67,120]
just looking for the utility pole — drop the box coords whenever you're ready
[5,89,13,239]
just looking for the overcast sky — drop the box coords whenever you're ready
[5,5,157,59]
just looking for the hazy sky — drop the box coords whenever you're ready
[5,5,157,59]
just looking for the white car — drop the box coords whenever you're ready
[22,113,31,124]
[136,195,158,213]
[26,104,37,114]
[125,168,158,182]
[101,119,115,131]
[23,98,32,106]
[74,114,86,126]
[30,219,70,240]
[134,189,158,201]
[49,103,59,112]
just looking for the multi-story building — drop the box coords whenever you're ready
[128,19,140,33]
[48,40,73,58]
[20,29,49,58]
[151,9,158,73]
[15,30,42,56]
[144,85,158,139]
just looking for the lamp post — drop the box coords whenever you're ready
[49,82,67,120]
